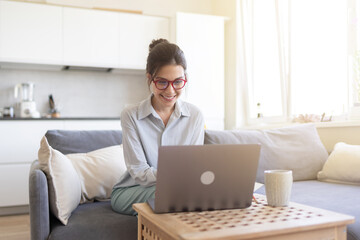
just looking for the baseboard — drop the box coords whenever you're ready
[0,205,29,216]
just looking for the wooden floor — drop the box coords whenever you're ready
[0,214,30,240]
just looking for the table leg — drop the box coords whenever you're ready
[335,225,347,240]
[138,214,142,240]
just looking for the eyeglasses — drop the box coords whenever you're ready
[152,77,187,90]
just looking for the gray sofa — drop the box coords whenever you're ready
[29,130,138,240]
[29,129,360,240]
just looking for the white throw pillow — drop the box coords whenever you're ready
[318,142,360,185]
[38,136,127,225]
[67,145,127,203]
[38,136,81,225]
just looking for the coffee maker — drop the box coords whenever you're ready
[14,82,40,118]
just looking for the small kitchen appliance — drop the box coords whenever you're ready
[14,82,40,118]
[3,106,14,118]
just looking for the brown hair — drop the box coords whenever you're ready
[146,39,187,86]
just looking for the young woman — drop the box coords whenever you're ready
[111,39,205,215]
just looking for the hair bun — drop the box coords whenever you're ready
[149,38,169,53]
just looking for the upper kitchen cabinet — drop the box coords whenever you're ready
[0,1,169,69]
[0,1,62,64]
[176,12,226,130]
[118,13,169,69]
[63,7,120,68]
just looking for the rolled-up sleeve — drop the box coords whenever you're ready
[121,109,157,186]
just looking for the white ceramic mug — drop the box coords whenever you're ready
[264,170,293,207]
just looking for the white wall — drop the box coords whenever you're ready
[317,126,360,152]
[211,0,239,130]
[213,0,245,129]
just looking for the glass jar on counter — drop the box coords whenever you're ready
[3,106,14,118]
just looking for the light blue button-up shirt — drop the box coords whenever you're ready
[113,94,205,188]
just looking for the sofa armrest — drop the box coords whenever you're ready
[29,160,50,240]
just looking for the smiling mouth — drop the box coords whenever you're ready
[161,94,176,101]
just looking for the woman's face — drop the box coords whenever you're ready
[149,64,186,110]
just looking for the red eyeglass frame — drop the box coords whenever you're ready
[152,76,188,90]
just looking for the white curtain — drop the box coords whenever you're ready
[238,0,289,121]
[274,0,290,120]
[239,0,349,122]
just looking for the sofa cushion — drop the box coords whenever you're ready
[38,131,126,224]
[45,130,122,154]
[67,145,127,203]
[205,124,328,183]
[49,201,138,240]
[318,142,360,185]
[38,136,81,225]
[255,180,360,240]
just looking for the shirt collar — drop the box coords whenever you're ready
[174,98,190,118]
[137,94,190,120]
[138,94,155,120]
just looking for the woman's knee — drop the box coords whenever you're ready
[111,185,156,215]
[111,188,133,215]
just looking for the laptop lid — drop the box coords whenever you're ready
[151,144,260,213]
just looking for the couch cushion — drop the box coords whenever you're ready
[318,142,360,185]
[67,145,127,203]
[39,130,124,224]
[256,180,360,240]
[205,124,328,183]
[45,130,122,154]
[38,136,81,225]
[49,201,137,240]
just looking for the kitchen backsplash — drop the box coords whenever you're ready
[0,68,149,117]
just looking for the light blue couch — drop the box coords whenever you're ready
[29,129,360,240]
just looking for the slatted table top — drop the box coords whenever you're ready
[133,194,355,240]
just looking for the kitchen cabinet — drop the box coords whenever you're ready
[0,164,32,207]
[176,12,226,130]
[0,1,170,69]
[118,13,170,69]
[63,7,120,68]
[0,1,63,65]
[0,121,63,209]
[0,119,120,213]
[0,121,63,165]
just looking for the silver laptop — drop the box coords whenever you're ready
[147,144,261,213]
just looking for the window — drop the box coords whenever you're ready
[241,0,357,124]
[291,0,348,116]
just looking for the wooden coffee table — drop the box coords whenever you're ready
[133,194,354,240]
